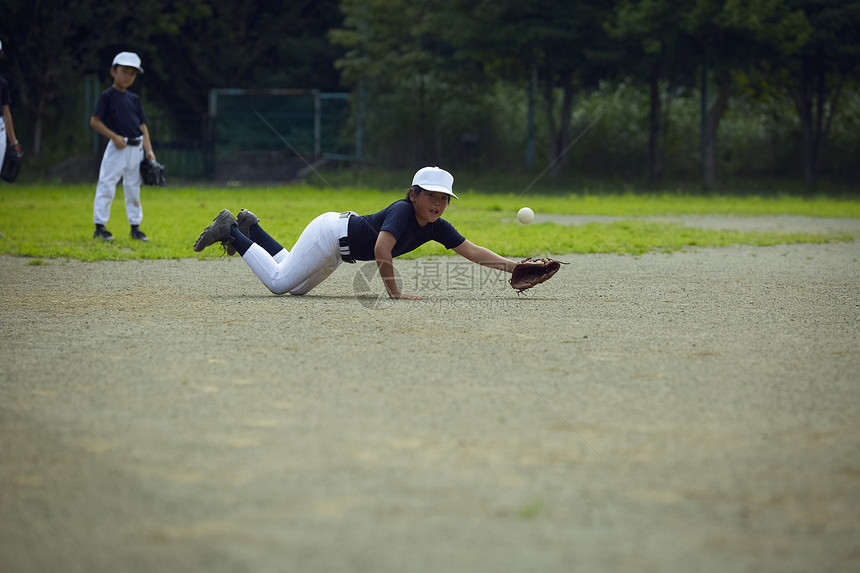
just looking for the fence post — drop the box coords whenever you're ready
[526,64,536,169]
[206,89,219,179]
[314,89,321,159]
[356,83,365,163]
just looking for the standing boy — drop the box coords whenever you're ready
[90,52,156,241]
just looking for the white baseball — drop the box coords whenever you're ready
[517,207,535,225]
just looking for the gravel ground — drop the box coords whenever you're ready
[1,216,859,573]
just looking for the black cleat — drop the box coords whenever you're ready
[193,209,237,252]
[94,227,115,241]
[225,209,259,256]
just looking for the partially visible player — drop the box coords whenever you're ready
[90,52,156,242]
[193,166,519,299]
[0,40,21,181]
[0,40,21,238]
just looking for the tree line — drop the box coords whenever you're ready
[2,0,858,188]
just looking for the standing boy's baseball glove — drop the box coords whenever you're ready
[510,257,568,293]
[1,143,23,183]
[140,158,167,186]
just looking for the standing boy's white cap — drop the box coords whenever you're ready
[113,52,144,73]
[412,166,457,199]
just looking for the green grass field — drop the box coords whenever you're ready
[0,184,858,262]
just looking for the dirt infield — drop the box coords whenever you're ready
[1,218,859,572]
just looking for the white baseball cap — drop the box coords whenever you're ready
[412,166,457,199]
[113,52,144,73]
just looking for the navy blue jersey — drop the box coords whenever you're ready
[347,198,466,261]
[0,76,11,107]
[92,87,147,138]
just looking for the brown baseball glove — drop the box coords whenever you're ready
[510,257,568,293]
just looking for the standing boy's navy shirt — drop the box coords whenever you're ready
[348,198,466,261]
[0,76,11,108]
[92,87,147,138]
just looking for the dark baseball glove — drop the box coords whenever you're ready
[140,158,167,186]
[1,143,23,183]
[510,257,568,293]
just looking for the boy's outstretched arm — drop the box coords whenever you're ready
[3,105,18,146]
[374,231,421,300]
[140,124,156,161]
[453,240,517,273]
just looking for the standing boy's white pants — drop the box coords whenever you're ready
[93,138,144,225]
[242,212,350,295]
[0,117,7,169]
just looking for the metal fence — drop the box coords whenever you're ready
[205,89,356,181]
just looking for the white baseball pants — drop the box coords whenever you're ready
[0,118,7,167]
[242,211,350,295]
[93,139,144,225]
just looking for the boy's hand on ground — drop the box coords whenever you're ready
[390,292,422,301]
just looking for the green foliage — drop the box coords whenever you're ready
[332,0,491,166]
[773,0,860,183]
[4,0,860,188]
[0,184,855,262]
[2,0,344,161]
